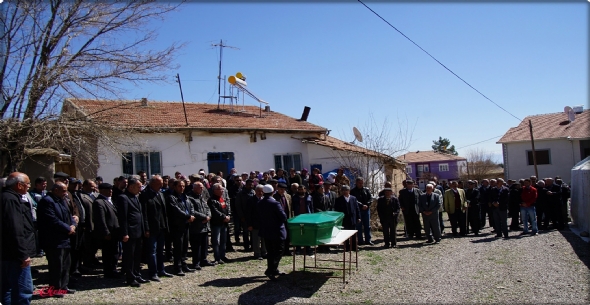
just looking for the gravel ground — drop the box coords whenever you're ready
[30,223,589,304]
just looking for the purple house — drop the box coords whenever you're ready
[398,151,467,190]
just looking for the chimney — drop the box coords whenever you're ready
[264,105,271,112]
[300,106,311,121]
[140,97,148,106]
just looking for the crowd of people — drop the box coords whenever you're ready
[1,166,571,304]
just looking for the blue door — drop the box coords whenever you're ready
[207,152,235,176]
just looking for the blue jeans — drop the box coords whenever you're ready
[2,260,33,305]
[520,206,538,233]
[211,225,227,261]
[147,231,166,276]
[356,209,372,244]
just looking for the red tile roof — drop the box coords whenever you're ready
[398,150,466,163]
[301,136,404,167]
[498,109,590,143]
[64,99,327,133]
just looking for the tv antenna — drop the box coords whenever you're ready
[564,106,576,122]
[351,127,363,144]
[212,39,239,109]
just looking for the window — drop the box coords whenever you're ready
[122,152,162,177]
[423,165,429,172]
[406,166,412,174]
[417,165,423,172]
[526,150,551,165]
[274,154,302,171]
[439,163,449,172]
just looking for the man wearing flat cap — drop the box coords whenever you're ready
[418,184,442,243]
[377,188,401,248]
[273,183,292,254]
[258,185,287,280]
[92,183,120,278]
[399,180,423,239]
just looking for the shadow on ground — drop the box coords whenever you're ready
[201,271,330,305]
[559,227,590,270]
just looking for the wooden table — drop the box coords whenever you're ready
[291,230,358,284]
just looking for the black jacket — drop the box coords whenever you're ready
[334,195,361,228]
[92,195,119,239]
[257,195,287,240]
[166,191,194,231]
[466,188,480,206]
[350,186,372,207]
[38,193,75,249]
[208,195,230,226]
[235,188,255,222]
[116,191,144,239]
[1,189,36,262]
[245,195,262,229]
[140,187,169,236]
[489,186,509,211]
[188,193,211,233]
[377,195,401,222]
[399,188,422,215]
[312,190,327,212]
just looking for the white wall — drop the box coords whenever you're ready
[97,132,311,180]
[503,139,581,183]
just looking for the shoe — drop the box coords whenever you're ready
[384,244,390,248]
[257,256,263,260]
[275,270,287,276]
[308,255,315,259]
[519,232,528,236]
[392,244,397,248]
[182,266,196,273]
[191,264,202,271]
[531,232,538,236]
[64,287,76,294]
[425,239,434,244]
[175,270,185,276]
[201,261,216,267]
[434,240,440,244]
[264,271,278,281]
[217,260,225,265]
[474,232,480,236]
[150,275,161,282]
[158,272,174,278]
[367,241,375,246]
[127,280,141,287]
[136,277,149,284]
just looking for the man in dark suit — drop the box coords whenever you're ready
[273,183,292,255]
[466,181,481,235]
[188,182,213,269]
[377,188,401,248]
[139,175,173,281]
[334,185,361,250]
[116,178,148,287]
[166,179,196,275]
[489,178,510,239]
[399,180,423,239]
[2,172,37,304]
[322,182,337,211]
[419,184,442,244]
[77,179,98,269]
[258,185,288,281]
[37,182,77,296]
[92,183,120,278]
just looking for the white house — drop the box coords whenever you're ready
[497,107,590,183]
[62,98,404,187]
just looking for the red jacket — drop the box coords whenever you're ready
[520,186,537,207]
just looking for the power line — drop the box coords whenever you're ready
[357,0,522,122]
[456,124,529,150]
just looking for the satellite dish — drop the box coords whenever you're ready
[352,127,363,144]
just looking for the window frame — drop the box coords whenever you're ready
[526,149,551,165]
[274,153,302,171]
[439,163,449,172]
[406,165,412,174]
[122,151,162,177]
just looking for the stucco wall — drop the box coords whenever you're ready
[503,139,581,183]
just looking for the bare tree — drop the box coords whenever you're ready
[332,113,414,195]
[0,0,183,175]
[461,148,503,182]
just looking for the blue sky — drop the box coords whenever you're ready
[124,1,588,162]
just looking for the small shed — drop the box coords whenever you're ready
[570,156,590,235]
